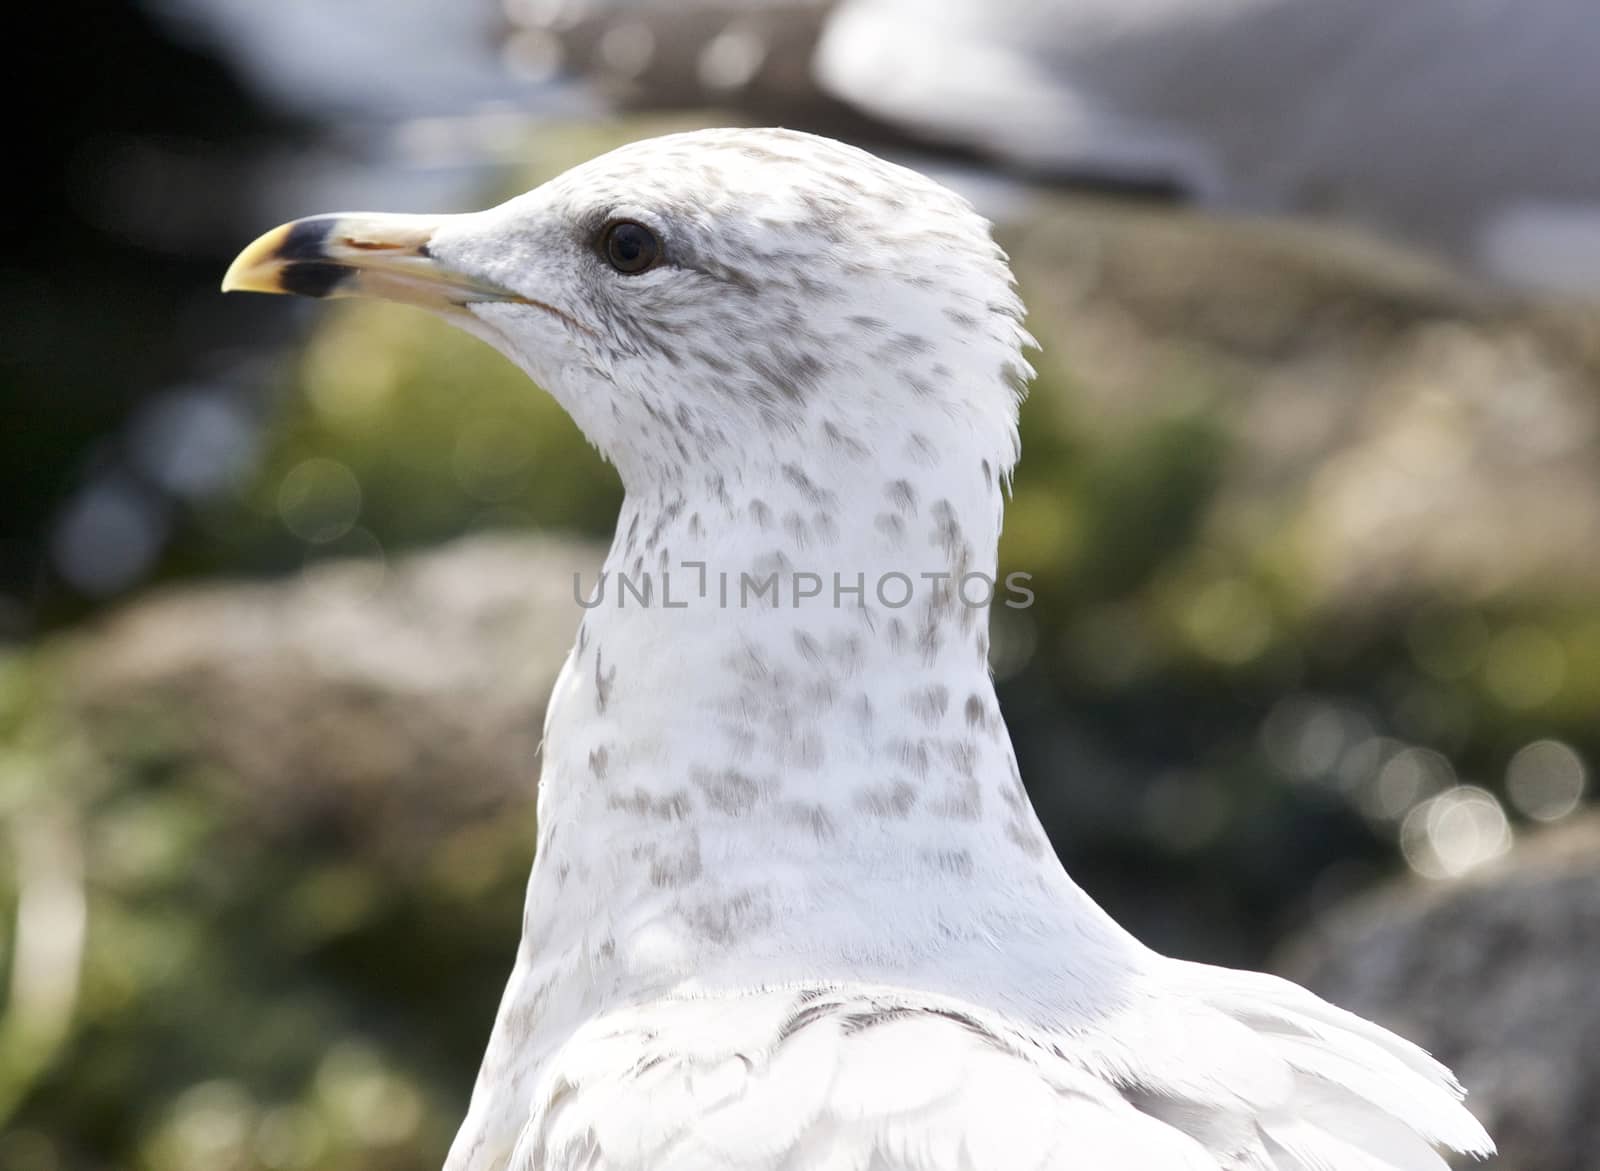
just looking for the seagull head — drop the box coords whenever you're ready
[225,128,1032,491]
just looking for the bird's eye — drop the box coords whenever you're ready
[600,220,661,275]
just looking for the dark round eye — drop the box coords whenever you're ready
[600,220,661,274]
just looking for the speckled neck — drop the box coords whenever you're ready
[447,422,1144,1171]
[514,413,1108,1004]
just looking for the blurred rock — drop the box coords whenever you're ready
[2,534,610,1169]
[59,533,602,860]
[1279,813,1600,1171]
[1000,196,1600,614]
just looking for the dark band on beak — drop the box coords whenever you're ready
[279,215,338,262]
[229,215,360,299]
[224,211,594,334]
[271,217,354,298]
[225,212,499,306]
[278,262,350,300]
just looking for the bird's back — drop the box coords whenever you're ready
[499,961,1490,1170]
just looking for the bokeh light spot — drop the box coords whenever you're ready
[277,457,362,543]
[51,476,167,597]
[698,24,767,91]
[305,327,399,421]
[1506,740,1587,822]
[129,388,258,501]
[151,1080,257,1171]
[502,28,563,84]
[254,1104,328,1171]
[315,1041,424,1148]
[597,21,655,79]
[1182,577,1274,665]
[1261,695,1372,786]
[1366,746,1454,821]
[1400,785,1513,879]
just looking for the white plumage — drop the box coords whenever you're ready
[224,127,1493,1171]
[489,969,1488,1169]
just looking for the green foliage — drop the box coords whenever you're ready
[186,303,622,580]
[1,638,537,1169]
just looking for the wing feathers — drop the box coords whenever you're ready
[514,978,1489,1170]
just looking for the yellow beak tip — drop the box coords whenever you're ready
[219,265,262,295]
[221,221,299,295]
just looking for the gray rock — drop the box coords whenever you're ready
[59,533,604,857]
[998,195,1600,610]
[1278,815,1600,1171]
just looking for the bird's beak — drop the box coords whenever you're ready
[221,212,525,312]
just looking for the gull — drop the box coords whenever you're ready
[515,0,1600,293]
[814,0,1600,294]
[224,127,1493,1171]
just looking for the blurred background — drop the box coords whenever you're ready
[4,1,1599,1168]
